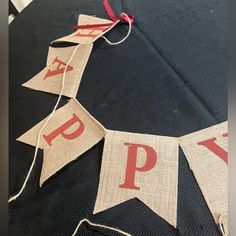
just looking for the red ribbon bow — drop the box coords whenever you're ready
[103,0,134,24]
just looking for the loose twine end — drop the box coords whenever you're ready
[72,218,132,236]
[9,11,132,204]
[8,2,132,203]
[8,45,80,204]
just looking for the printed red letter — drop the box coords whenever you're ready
[197,133,228,164]
[74,25,112,39]
[44,57,73,80]
[119,143,158,190]
[43,113,84,146]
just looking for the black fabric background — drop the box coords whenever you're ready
[9,0,227,235]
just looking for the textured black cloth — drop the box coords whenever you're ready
[9,0,227,235]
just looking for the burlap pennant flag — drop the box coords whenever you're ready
[17,99,105,185]
[94,130,179,227]
[180,122,228,234]
[22,44,93,98]
[52,14,117,45]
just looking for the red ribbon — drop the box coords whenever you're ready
[73,0,134,30]
[73,22,115,30]
[103,0,134,24]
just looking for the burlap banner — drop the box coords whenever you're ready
[17,99,105,185]
[10,1,228,234]
[52,14,118,45]
[23,44,93,98]
[94,130,179,227]
[179,122,228,234]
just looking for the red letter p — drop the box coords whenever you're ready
[119,143,158,190]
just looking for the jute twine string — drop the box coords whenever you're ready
[72,218,132,236]
[102,13,132,45]
[218,214,227,236]
[9,13,131,203]
[8,45,80,203]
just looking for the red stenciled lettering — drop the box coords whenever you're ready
[74,24,112,39]
[119,143,158,190]
[44,57,73,80]
[43,113,84,146]
[197,133,228,164]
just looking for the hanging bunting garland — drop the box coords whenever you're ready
[9,0,228,235]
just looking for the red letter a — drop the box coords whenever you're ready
[44,57,73,80]
[119,143,158,190]
[43,113,84,146]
